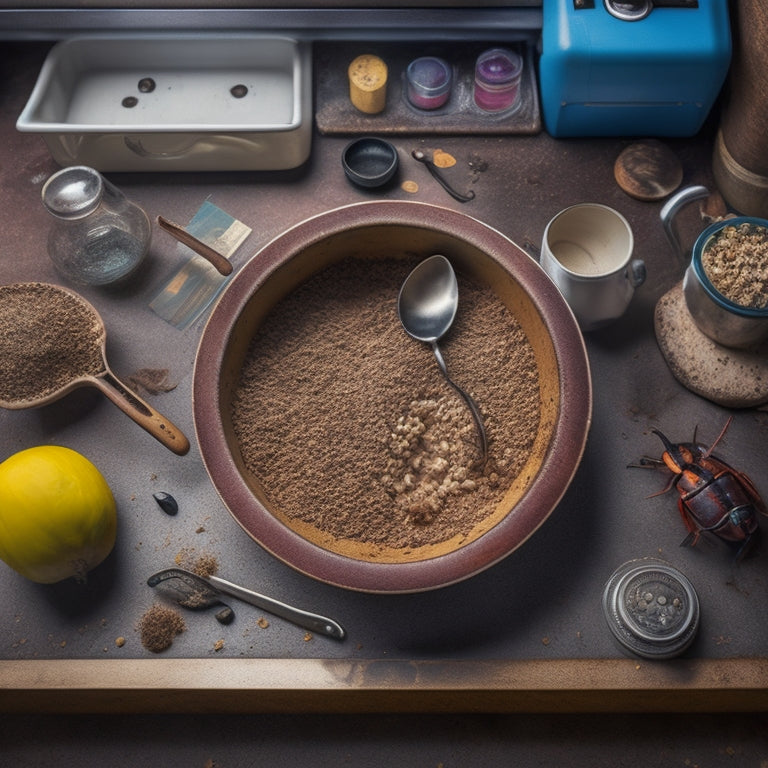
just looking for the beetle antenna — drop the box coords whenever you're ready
[703,415,733,458]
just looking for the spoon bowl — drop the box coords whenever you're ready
[397,253,458,342]
[397,254,488,461]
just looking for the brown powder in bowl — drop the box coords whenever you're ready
[701,222,768,308]
[137,603,186,653]
[230,255,541,552]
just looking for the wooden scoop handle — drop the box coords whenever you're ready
[91,370,191,456]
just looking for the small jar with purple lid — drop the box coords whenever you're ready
[473,48,523,113]
[405,56,452,111]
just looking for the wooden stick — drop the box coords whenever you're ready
[157,215,233,276]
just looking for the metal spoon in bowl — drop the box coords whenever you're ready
[148,567,346,640]
[397,254,487,461]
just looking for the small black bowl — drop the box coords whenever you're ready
[342,137,399,189]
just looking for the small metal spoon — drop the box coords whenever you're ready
[397,255,487,461]
[411,149,475,203]
[147,567,346,640]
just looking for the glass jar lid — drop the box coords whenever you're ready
[42,166,104,219]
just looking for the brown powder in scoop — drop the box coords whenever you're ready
[230,255,541,551]
[0,282,103,403]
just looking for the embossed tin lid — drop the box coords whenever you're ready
[602,558,700,660]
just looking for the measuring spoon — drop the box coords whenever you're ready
[0,282,190,455]
[397,255,487,461]
[148,567,346,640]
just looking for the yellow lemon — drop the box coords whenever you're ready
[0,446,117,583]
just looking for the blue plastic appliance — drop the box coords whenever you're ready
[539,0,732,137]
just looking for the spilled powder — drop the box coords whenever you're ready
[138,603,186,653]
[230,255,541,550]
[174,547,219,578]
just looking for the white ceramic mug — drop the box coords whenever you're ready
[541,203,645,331]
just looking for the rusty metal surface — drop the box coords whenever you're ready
[1,38,768,714]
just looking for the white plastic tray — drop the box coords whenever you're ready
[17,34,312,172]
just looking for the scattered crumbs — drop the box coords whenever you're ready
[635,664,642,671]
[192,552,219,578]
[204,760,217,768]
[575,630,582,639]
[725,746,736,757]
[115,636,126,647]
[174,547,219,577]
[150,473,158,481]
[59,640,66,648]
[196,526,206,534]
[714,635,732,646]
[213,639,225,652]
[138,603,186,653]
[303,633,313,642]
[257,617,270,629]
[541,637,550,646]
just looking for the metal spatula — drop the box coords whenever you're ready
[147,567,345,640]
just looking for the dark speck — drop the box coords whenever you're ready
[122,96,139,108]
[230,84,248,98]
[216,606,235,624]
[138,77,156,93]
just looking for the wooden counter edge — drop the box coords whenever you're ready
[1,657,767,714]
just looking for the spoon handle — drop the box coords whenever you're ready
[91,370,191,456]
[207,574,346,641]
[431,342,488,461]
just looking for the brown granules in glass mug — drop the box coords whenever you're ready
[230,255,541,552]
[702,222,768,308]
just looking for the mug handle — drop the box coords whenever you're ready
[628,259,646,288]
[659,185,710,266]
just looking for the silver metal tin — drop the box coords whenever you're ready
[602,558,700,660]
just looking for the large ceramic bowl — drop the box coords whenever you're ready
[193,201,591,593]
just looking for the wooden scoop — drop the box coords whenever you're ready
[0,282,190,456]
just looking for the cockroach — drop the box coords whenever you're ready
[630,418,768,559]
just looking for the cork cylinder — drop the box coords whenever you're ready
[348,54,388,115]
[713,0,768,216]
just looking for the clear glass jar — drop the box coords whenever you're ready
[42,166,151,286]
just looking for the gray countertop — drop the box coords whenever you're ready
[1,39,767,766]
